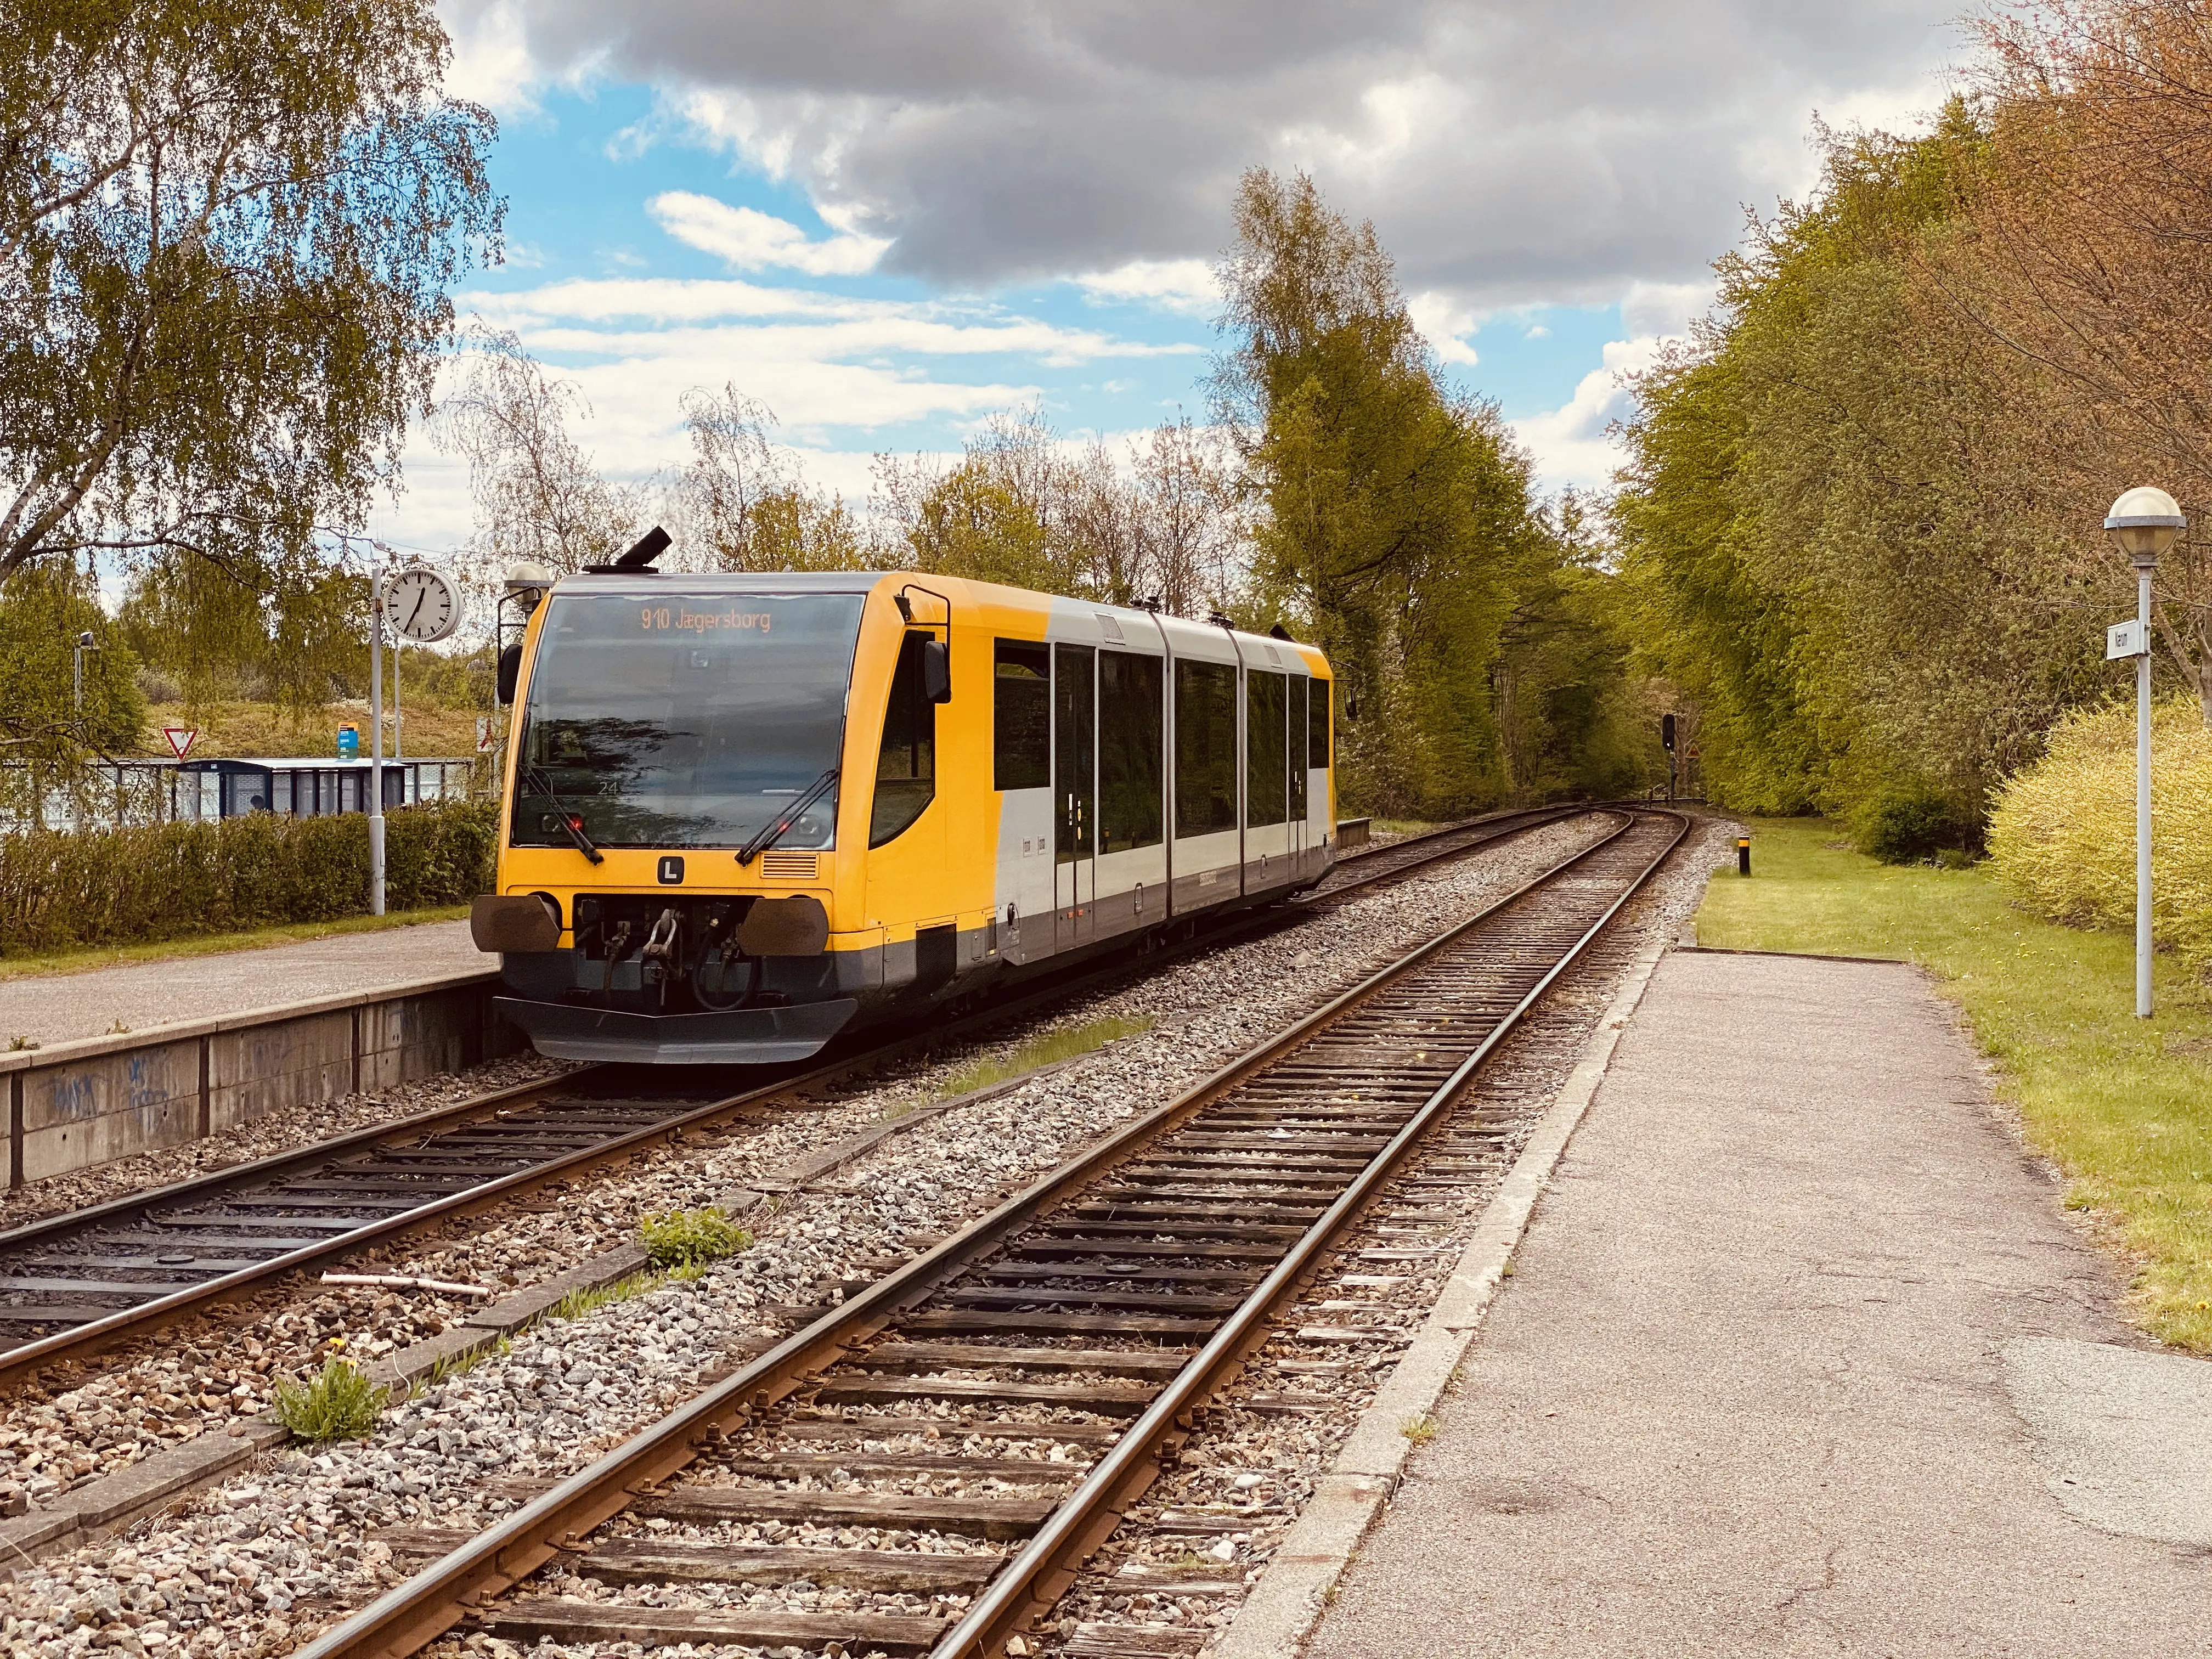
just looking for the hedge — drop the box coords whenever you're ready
[0,798,498,957]
[1987,697,2212,978]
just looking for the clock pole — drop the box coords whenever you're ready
[368,569,386,917]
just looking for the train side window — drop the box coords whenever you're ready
[1100,650,1164,852]
[1289,677,1308,819]
[1173,659,1239,837]
[1309,677,1330,770]
[871,630,936,846]
[1246,669,1289,827]
[994,640,1050,789]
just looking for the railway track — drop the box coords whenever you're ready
[296,806,1685,1659]
[0,804,1590,1392]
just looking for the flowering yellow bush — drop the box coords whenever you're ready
[1988,697,2212,976]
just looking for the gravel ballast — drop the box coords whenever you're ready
[0,1054,578,1237]
[0,814,1634,1658]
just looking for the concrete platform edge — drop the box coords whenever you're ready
[0,969,521,1191]
[0,968,498,1075]
[1212,931,1671,1659]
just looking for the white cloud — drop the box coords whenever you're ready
[383,270,1203,550]
[494,0,1959,307]
[436,0,540,112]
[650,192,890,276]
[1511,336,1669,494]
[1511,285,1707,494]
[465,278,1201,367]
[1072,258,1220,315]
[1620,279,1714,340]
[1406,290,1482,366]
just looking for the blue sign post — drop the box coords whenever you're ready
[337,725,360,760]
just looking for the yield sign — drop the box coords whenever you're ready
[162,726,198,760]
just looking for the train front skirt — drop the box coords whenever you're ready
[492,995,861,1065]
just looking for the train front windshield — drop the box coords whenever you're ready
[512,592,865,850]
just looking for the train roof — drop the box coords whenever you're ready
[552,568,1326,667]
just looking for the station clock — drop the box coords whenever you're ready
[383,567,461,644]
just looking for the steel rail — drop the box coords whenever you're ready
[0,805,1591,1391]
[1327,801,1581,871]
[932,807,1688,1656]
[292,808,1678,1659]
[1304,803,1587,901]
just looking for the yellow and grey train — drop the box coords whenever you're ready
[470,539,1337,1065]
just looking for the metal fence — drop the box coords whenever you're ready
[1,756,478,834]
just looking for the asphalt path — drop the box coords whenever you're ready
[0,919,487,1047]
[1307,951,2209,1657]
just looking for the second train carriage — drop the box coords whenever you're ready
[470,557,1336,1064]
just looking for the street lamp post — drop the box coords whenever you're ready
[72,631,97,714]
[368,571,388,917]
[2102,486,2185,1020]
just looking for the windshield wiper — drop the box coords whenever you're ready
[522,766,606,865]
[736,768,838,867]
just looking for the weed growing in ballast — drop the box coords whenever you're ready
[273,1358,385,1442]
[639,1207,753,1270]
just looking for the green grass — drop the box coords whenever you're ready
[547,1269,665,1323]
[0,904,470,984]
[273,1358,386,1442]
[934,1014,1155,1101]
[424,1333,509,1391]
[639,1208,752,1270]
[1700,818,2212,1352]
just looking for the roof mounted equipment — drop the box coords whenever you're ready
[584,525,671,574]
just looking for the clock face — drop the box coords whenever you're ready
[383,568,460,643]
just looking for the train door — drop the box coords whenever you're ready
[1055,643,1096,949]
[1243,664,1291,890]
[1307,673,1334,874]
[1289,675,1309,876]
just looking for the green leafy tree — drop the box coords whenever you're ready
[118,554,370,708]
[1493,493,1662,803]
[673,384,869,572]
[902,462,1059,590]
[0,564,147,825]
[0,0,501,589]
[1615,108,2101,834]
[438,326,646,579]
[1214,168,1547,816]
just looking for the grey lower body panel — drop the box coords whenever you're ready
[493,996,861,1065]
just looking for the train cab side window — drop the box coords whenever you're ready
[1099,650,1164,852]
[1290,677,1308,819]
[871,631,937,846]
[1245,669,1289,827]
[1308,678,1330,770]
[1173,659,1239,838]
[994,640,1051,790]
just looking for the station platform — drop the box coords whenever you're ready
[1304,950,2210,1657]
[0,919,488,1048]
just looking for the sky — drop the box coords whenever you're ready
[374,0,1966,558]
